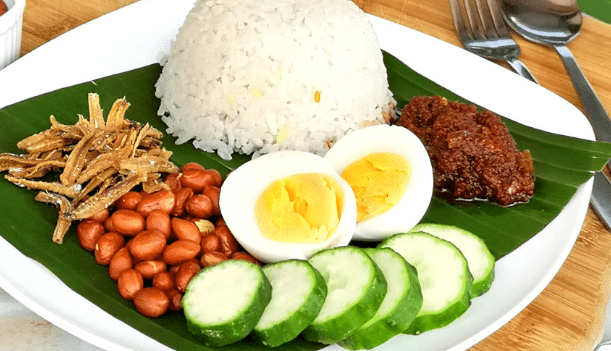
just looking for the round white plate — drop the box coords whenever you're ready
[0,0,594,350]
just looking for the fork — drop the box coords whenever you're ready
[449,0,537,83]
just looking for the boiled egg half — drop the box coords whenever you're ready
[324,124,433,241]
[219,150,357,263]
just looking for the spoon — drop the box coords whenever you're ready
[502,0,611,144]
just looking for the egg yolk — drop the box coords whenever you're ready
[341,152,409,222]
[255,173,344,243]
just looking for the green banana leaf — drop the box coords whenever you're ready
[0,51,610,351]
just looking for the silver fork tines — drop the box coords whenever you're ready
[449,0,537,83]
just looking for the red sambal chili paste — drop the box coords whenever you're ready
[396,95,535,206]
[0,1,7,16]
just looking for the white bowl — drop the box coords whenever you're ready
[0,0,26,70]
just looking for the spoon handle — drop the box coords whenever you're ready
[553,45,611,144]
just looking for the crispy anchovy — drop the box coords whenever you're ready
[5,175,81,198]
[59,130,99,186]
[73,167,117,204]
[119,156,180,175]
[8,160,66,179]
[105,98,130,131]
[88,93,105,130]
[70,172,147,220]
[35,192,74,244]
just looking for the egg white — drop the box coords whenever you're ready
[324,124,433,241]
[219,150,357,263]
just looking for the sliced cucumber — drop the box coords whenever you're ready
[301,246,387,344]
[252,259,327,347]
[379,231,472,334]
[339,248,423,350]
[411,223,495,297]
[183,259,272,347]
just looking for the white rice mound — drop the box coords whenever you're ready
[156,0,395,160]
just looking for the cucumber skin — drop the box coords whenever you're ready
[251,261,328,347]
[184,261,273,347]
[301,247,388,345]
[340,249,423,350]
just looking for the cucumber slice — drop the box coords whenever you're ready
[301,246,387,344]
[339,248,423,350]
[379,231,472,334]
[252,259,327,347]
[182,260,272,347]
[412,223,495,297]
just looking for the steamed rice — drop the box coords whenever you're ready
[156,0,395,160]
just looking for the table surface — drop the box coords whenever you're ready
[8,0,611,350]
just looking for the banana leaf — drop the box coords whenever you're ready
[0,51,610,351]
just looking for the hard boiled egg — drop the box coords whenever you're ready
[219,150,357,263]
[324,124,433,241]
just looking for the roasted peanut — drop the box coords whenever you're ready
[152,271,175,292]
[202,186,221,216]
[111,209,145,237]
[171,217,201,243]
[108,247,133,280]
[88,208,110,223]
[115,191,143,211]
[145,210,171,239]
[200,251,228,268]
[214,225,239,257]
[117,269,143,301]
[162,240,201,266]
[137,190,175,217]
[164,173,182,193]
[232,252,261,265]
[193,219,215,234]
[133,287,170,318]
[200,233,221,253]
[185,194,214,218]
[165,288,183,312]
[206,169,223,187]
[134,260,167,280]
[180,169,215,192]
[175,260,201,292]
[171,187,193,217]
[128,229,167,261]
[104,216,116,233]
[181,162,205,172]
[77,219,106,251]
[94,232,125,265]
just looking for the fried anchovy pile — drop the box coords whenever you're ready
[0,93,179,243]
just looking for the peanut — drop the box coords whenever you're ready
[115,191,143,211]
[133,287,170,318]
[162,240,201,266]
[103,216,116,233]
[128,229,167,261]
[137,190,175,217]
[134,260,167,280]
[206,169,223,187]
[165,288,183,312]
[232,252,261,265]
[180,169,215,192]
[202,186,221,217]
[77,219,106,251]
[200,233,221,253]
[111,209,145,237]
[145,210,171,239]
[164,173,182,193]
[94,232,125,265]
[88,208,110,223]
[108,247,133,280]
[214,225,239,257]
[171,187,193,217]
[200,251,228,268]
[152,271,175,292]
[185,194,214,218]
[117,269,143,301]
[171,217,201,244]
[181,162,205,172]
[175,260,201,292]
[193,219,215,234]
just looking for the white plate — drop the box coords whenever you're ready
[0,0,595,350]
